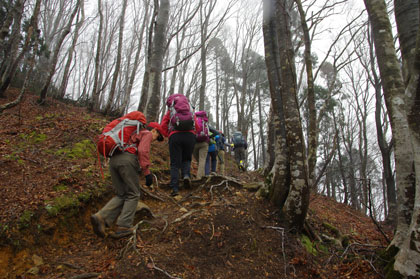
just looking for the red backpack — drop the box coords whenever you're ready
[195,111,209,142]
[97,111,147,157]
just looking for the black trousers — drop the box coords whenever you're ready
[168,132,196,191]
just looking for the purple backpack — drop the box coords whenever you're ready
[166,94,194,131]
[195,111,209,142]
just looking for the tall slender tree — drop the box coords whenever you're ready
[104,0,128,114]
[363,0,420,277]
[138,0,170,122]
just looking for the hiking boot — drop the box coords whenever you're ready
[170,190,179,197]
[183,176,191,189]
[110,226,134,239]
[90,213,106,238]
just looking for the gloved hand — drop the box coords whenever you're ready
[145,174,153,186]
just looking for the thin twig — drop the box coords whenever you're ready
[172,209,198,224]
[152,173,159,188]
[210,222,215,240]
[140,185,166,202]
[149,257,182,279]
[262,226,287,277]
[69,273,100,279]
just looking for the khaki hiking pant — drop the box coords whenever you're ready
[193,141,209,179]
[97,152,140,228]
[218,150,225,175]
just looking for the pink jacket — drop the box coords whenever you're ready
[160,110,199,138]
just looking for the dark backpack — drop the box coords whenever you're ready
[195,111,209,142]
[166,94,194,132]
[97,111,147,157]
[232,132,246,147]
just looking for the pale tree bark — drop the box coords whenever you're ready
[38,0,80,105]
[0,1,15,45]
[294,0,317,190]
[198,0,215,111]
[59,1,85,99]
[333,112,349,205]
[168,14,187,97]
[263,0,310,230]
[361,27,397,224]
[143,0,170,121]
[104,0,128,115]
[118,0,151,116]
[89,0,104,112]
[394,0,419,84]
[263,1,289,207]
[258,86,267,167]
[363,0,420,277]
[137,1,157,113]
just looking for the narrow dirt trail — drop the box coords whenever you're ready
[2,174,299,279]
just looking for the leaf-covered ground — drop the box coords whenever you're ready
[0,89,392,279]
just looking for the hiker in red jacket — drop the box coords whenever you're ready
[91,122,164,239]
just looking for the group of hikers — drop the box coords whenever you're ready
[91,93,247,239]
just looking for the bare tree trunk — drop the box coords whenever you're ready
[257,86,266,166]
[89,0,104,112]
[295,0,317,191]
[363,26,397,225]
[263,104,275,176]
[0,1,15,44]
[103,0,128,114]
[263,0,310,230]
[0,1,27,97]
[198,0,214,111]
[118,0,151,115]
[394,0,419,83]
[59,1,85,99]
[144,0,170,121]
[363,0,420,277]
[137,2,157,113]
[333,111,349,205]
[38,0,80,105]
[263,0,289,207]
[0,0,24,81]
[0,0,41,112]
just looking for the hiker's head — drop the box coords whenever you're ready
[147,122,164,141]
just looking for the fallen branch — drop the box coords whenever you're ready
[341,242,386,259]
[140,185,166,202]
[261,226,287,277]
[172,209,199,224]
[148,257,181,279]
[210,222,215,240]
[60,262,81,269]
[69,273,100,279]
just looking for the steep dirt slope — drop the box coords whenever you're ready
[0,89,391,279]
